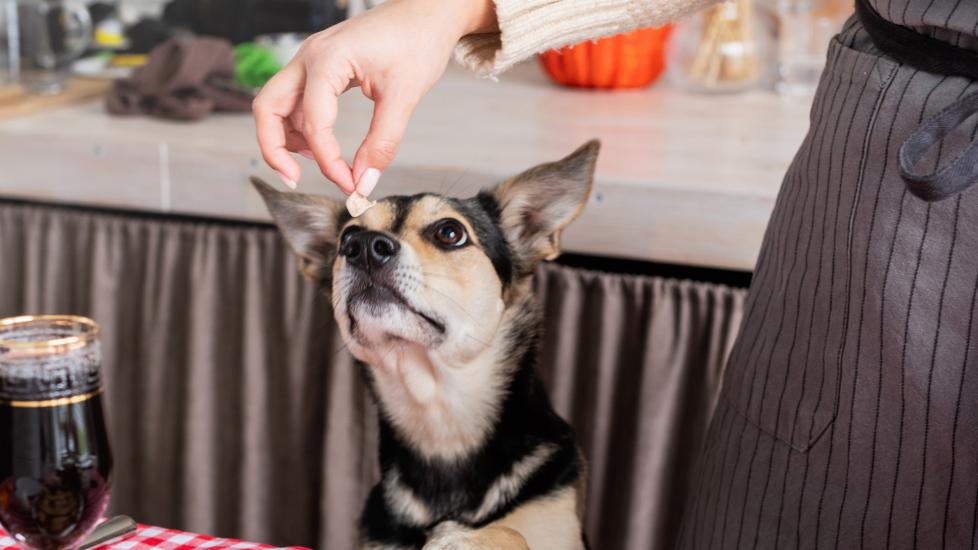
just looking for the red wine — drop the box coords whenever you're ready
[0,316,113,549]
[0,396,113,550]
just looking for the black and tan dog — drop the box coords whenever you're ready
[253,140,599,550]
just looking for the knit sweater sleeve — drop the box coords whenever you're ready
[454,0,717,77]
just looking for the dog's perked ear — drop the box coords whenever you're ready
[492,139,600,269]
[251,177,343,285]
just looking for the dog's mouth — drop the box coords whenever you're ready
[347,280,446,336]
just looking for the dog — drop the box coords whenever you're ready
[253,140,600,550]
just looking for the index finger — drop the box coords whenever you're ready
[253,62,305,185]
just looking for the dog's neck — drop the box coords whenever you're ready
[365,295,538,463]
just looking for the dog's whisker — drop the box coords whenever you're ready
[421,281,488,329]
[463,333,491,347]
[432,171,469,211]
[412,271,493,330]
[438,173,465,198]
[379,340,400,363]
[391,267,491,335]
[418,271,459,282]
[328,339,352,360]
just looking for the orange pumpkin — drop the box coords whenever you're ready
[538,26,673,89]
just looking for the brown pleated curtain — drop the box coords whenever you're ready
[0,200,746,550]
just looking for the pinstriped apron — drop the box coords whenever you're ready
[678,1,978,548]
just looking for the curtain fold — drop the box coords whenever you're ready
[0,201,745,550]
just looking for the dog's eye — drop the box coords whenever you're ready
[430,219,468,249]
[340,225,364,245]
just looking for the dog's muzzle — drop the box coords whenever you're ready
[340,230,446,340]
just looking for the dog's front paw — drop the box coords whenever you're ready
[422,531,482,550]
[423,523,529,550]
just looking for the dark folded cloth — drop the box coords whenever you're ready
[107,36,253,121]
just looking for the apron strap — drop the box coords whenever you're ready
[856,0,978,202]
[898,92,978,202]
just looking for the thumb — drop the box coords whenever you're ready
[352,94,417,193]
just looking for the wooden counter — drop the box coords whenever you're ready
[0,63,812,271]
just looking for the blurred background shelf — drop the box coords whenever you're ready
[0,77,111,120]
[0,62,811,271]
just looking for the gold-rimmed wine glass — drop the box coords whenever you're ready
[0,316,113,550]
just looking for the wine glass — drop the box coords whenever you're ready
[0,316,113,550]
[14,0,92,94]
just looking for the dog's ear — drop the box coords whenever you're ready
[492,139,599,267]
[251,177,343,285]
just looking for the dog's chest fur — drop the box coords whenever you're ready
[359,320,584,544]
[367,341,510,463]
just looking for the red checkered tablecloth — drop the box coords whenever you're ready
[0,523,308,549]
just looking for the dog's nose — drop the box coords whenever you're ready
[341,230,401,271]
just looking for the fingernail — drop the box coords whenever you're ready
[298,149,315,160]
[357,168,381,197]
[276,171,297,190]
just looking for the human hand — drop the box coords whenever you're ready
[253,0,497,194]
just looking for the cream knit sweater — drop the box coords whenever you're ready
[454,0,717,77]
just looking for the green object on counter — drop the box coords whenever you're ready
[234,43,282,89]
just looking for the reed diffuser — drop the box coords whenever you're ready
[667,0,773,93]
